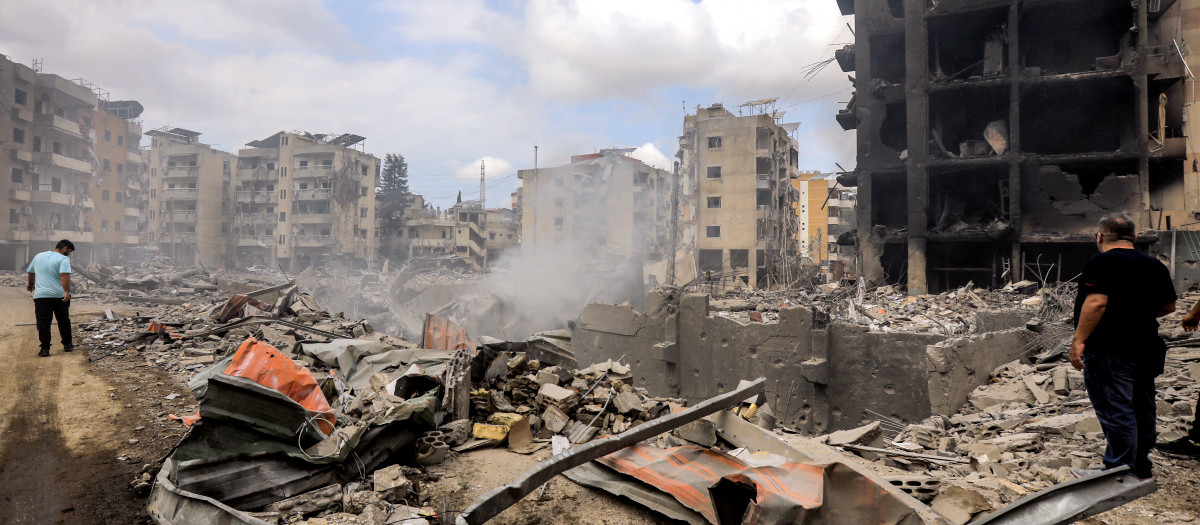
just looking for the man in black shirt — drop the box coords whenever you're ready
[1071,213,1176,480]
[1155,301,1200,457]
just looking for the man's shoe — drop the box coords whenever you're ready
[37,349,50,357]
[62,345,73,353]
[1071,468,1104,479]
[1155,437,1200,458]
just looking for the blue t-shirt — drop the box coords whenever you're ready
[26,251,71,299]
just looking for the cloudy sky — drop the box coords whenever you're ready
[0,0,856,209]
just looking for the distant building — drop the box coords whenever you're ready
[236,131,379,269]
[145,127,236,267]
[0,54,147,269]
[678,102,802,289]
[793,172,857,281]
[517,149,673,264]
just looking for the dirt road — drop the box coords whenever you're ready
[0,286,177,524]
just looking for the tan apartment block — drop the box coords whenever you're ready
[0,55,101,268]
[679,102,801,289]
[146,127,235,267]
[405,215,456,258]
[91,101,145,259]
[517,149,672,261]
[450,200,487,269]
[484,207,520,263]
[237,132,378,270]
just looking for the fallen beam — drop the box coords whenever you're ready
[455,377,766,525]
[843,444,970,465]
[968,465,1156,525]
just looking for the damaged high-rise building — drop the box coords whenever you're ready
[838,0,1200,293]
[678,102,802,289]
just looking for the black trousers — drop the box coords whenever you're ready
[34,297,71,350]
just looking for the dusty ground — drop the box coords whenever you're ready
[0,286,190,524]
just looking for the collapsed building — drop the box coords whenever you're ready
[837,0,1200,293]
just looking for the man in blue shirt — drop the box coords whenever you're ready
[26,239,74,357]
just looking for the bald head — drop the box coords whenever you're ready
[1098,213,1136,244]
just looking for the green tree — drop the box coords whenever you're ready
[380,153,409,195]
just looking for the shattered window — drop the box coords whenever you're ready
[707,136,722,148]
[707,196,721,208]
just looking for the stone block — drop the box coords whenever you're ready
[931,485,992,524]
[969,381,1035,410]
[438,419,471,446]
[827,421,882,447]
[1026,413,1099,436]
[265,483,342,516]
[542,405,570,434]
[472,423,509,441]
[800,357,829,385]
[649,342,679,363]
[986,432,1041,453]
[672,419,717,447]
[538,383,578,404]
[371,465,412,502]
[613,392,643,414]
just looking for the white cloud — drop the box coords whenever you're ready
[631,143,673,171]
[0,0,856,208]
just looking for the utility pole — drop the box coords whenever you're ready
[479,159,485,207]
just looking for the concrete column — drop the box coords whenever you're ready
[904,0,930,295]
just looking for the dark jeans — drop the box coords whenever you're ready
[33,297,71,351]
[1192,394,1200,442]
[1083,352,1162,479]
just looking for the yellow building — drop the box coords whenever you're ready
[793,172,856,281]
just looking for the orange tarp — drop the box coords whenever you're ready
[222,338,336,434]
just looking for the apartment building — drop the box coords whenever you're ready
[678,102,801,289]
[517,149,673,266]
[483,207,520,263]
[0,55,147,269]
[145,127,235,267]
[838,0,1200,293]
[236,131,378,270]
[793,172,857,281]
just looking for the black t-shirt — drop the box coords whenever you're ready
[1072,248,1177,356]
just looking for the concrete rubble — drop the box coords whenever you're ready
[44,258,1193,524]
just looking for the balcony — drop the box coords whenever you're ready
[161,232,197,243]
[127,177,142,191]
[124,207,140,217]
[235,213,276,225]
[35,151,92,174]
[235,190,276,203]
[163,166,199,179]
[36,75,98,107]
[127,150,143,165]
[161,188,199,200]
[30,190,74,206]
[237,234,275,247]
[10,149,33,163]
[293,234,335,247]
[294,188,333,200]
[161,211,197,222]
[10,189,30,201]
[79,196,94,209]
[34,113,86,139]
[11,107,32,122]
[237,168,277,180]
[293,165,335,177]
[292,212,334,224]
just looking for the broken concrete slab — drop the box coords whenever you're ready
[672,419,717,447]
[930,485,992,524]
[371,465,411,502]
[826,421,883,447]
[612,391,643,414]
[264,483,342,517]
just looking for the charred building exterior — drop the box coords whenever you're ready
[839,0,1198,293]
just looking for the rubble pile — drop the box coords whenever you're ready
[819,347,1199,524]
[467,355,696,447]
[707,280,1049,335]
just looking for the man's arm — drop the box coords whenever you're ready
[59,273,70,302]
[1071,293,1108,370]
[1183,300,1200,332]
[26,272,34,293]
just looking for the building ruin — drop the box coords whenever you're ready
[839,0,1200,293]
